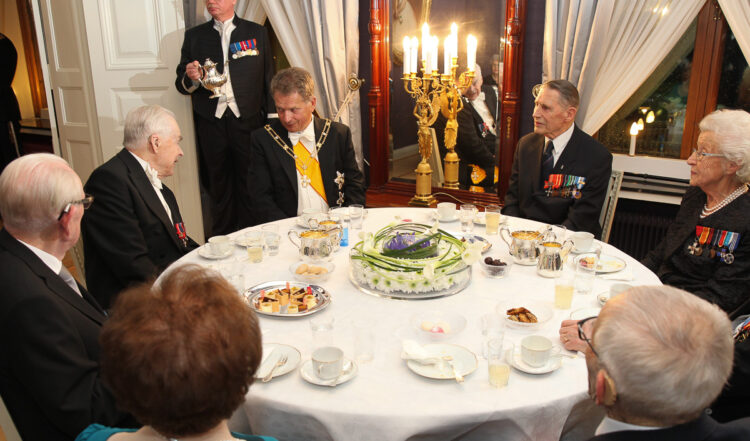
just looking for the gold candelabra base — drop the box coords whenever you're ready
[443,150,460,189]
[409,160,437,206]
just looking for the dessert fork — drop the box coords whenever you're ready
[262,354,288,382]
[444,356,463,383]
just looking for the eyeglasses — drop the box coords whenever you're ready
[577,316,599,357]
[691,148,724,161]
[57,194,94,221]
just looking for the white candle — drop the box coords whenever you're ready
[467,35,477,72]
[629,122,639,156]
[410,37,419,74]
[424,37,432,75]
[444,37,450,75]
[431,36,439,73]
[421,23,430,62]
[403,36,412,75]
[450,23,458,61]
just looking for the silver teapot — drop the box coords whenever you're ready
[536,240,574,278]
[500,226,552,265]
[199,58,228,99]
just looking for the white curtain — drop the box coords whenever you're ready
[257,0,364,169]
[717,0,750,63]
[543,0,704,134]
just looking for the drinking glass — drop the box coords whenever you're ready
[261,225,281,256]
[459,204,477,233]
[484,205,501,235]
[244,231,264,263]
[349,204,364,229]
[554,275,575,309]
[487,338,510,388]
[480,312,505,359]
[310,315,335,350]
[352,319,375,363]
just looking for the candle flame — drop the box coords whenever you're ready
[630,122,639,136]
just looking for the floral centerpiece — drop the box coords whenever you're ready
[350,222,483,295]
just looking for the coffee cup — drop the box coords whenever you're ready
[312,346,344,380]
[520,335,559,367]
[572,231,594,252]
[207,235,232,256]
[437,202,456,220]
[609,283,633,299]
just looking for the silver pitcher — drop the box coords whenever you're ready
[288,228,342,261]
[500,226,551,265]
[536,240,574,278]
[199,58,228,99]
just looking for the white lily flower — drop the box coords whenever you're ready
[422,261,436,280]
[461,241,483,265]
[363,232,377,254]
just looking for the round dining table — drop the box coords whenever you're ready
[174,207,661,441]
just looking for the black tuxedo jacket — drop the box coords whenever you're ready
[455,85,498,186]
[82,149,198,308]
[0,230,133,440]
[175,15,274,123]
[503,125,612,237]
[248,118,366,223]
[588,414,750,441]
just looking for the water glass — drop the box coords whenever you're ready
[574,258,598,295]
[349,204,364,229]
[244,231,264,263]
[484,205,502,235]
[487,338,510,388]
[459,204,477,233]
[262,231,280,256]
[352,319,375,363]
[226,272,245,295]
[310,315,335,350]
[480,312,505,359]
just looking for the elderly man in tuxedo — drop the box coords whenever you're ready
[0,154,134,441]
[82,105,198,309]
[503,79,612,237]
[248,67,365,223]
[576,285,750,440]
[176,0,275,235]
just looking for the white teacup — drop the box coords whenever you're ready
[207,235,232,255]
[572,231,594,252]
[437,202,456,220]
[520,335,559,367]
[312,346,344,380]
[609,283,633,299]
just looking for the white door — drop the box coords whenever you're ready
[81,0,204,243]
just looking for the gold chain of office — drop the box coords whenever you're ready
[264,119,332,171]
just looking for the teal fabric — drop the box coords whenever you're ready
[75,423,277,441]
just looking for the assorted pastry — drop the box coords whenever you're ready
[252,282,320,314]
[294,263,329,276]
[420,320,451,334]
[506,307,538,323]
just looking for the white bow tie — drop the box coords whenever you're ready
[145,165,162,190]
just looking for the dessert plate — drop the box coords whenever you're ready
[300,358,358,386]
[197,245,233,260]
[574,253,627,274]
[569,306,601,321]
[498,301,554,330]
[506,348,562,374]
[246,281,331,317]
[406,343,477,380]
[256,343,301,380]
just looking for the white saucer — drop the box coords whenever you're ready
[432,212,459,222]
[300,358,358,386]
[571,246,594,254]
[473,212,508,226]
[197,245,233,260]
[256,343,301,380]
[506,348,562,374]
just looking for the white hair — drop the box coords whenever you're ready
[122,105,177,151]
[0,153,82,232]
[594,285,733,424]
[699,109,750,183]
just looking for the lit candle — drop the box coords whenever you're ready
[421,23,430,62]
[450,22,458,61]
[646,110,655,123]
[431,36,439,73]
[629,122,639,156]
[637,118,644,131]
[467,35,477,72]
[424,36,432,75]
[403,36,412,75]
[411,37,419,74]
[443,36,450,75]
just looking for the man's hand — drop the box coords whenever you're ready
[559,319,588,353]
[185,61,203,81]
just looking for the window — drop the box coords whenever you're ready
[597,2,747,160]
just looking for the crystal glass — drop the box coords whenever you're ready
[459,204,477,233]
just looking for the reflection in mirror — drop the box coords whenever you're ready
[389,0,506,195]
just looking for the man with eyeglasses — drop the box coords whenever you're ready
[565,285,750,440]
[82,105,198,309]
[0,154,135,441]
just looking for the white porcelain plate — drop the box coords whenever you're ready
[431,211,459,222]
[570,306,601,321]
[300,358,358,386]
[506,348,562,374]
[574,253,627,274]
[256,343,301,380]
[406,343,477,380]
[498,301,554,330]
[197,245,233,260]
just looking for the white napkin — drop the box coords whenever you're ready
[600,269,634,281]
[400,340,445,366]
[257,347,281,378]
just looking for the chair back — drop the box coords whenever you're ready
[599,170,624,243]
[0,395,22,441]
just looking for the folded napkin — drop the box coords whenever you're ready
[401,340,445,366]
[257,348,281,378]
[600,269,634,281]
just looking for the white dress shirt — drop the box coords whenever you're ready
[289,119,328,215]
[470,92,497,136]
[129,151,173,224]
[545,122,575,166]
[212,16,240,118]
[595,416,665,436]
[16,239,82,297]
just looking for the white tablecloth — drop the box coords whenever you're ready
[176,208,661,441]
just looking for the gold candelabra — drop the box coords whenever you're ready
[438,59,474,189]
[402,62,445,206]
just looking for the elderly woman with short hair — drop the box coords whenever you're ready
[75,264,276,441]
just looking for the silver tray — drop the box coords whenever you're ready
[348,264,471,300]
[245,280,331,317]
